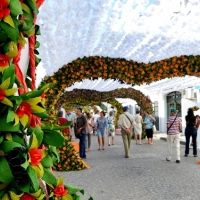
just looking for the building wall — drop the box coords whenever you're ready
[149,88,200,148]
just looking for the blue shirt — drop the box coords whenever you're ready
[97,117,108,130]
[144,116,153,130]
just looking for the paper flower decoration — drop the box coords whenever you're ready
[0,0,10,19]
[28,147,43,166]
[0,54,10,70]
[0,77,18,107]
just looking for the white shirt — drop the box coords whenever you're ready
[66,114,73,121]
[93,114,100,123]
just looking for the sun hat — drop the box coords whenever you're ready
[171,108,178,113]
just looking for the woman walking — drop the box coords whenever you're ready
[107,111,115,146]
[85,112,94,151]
[185,108,198,157]
[144,111,156,144]
[96,111,108,150]
[134,110,143,145]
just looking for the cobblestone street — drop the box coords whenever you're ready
[55,134,200,200]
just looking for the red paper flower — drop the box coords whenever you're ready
[16,102,32,118]
[0,54,10,67]
[29,114,41,128]
[0,89,5,100]
[53,184,68,197]
[0,0,10,19]
[21,193,35,200]
[28,148,42,166]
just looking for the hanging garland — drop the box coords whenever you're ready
[41,55,200,112]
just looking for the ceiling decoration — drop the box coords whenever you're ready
[37,0,200,77]
[134,75,200,95]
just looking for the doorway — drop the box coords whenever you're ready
[166,91,182,118]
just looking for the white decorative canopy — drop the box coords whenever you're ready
[36,0,200,93]
[65,78,132,92]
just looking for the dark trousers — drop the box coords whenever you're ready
[185,126,197,155]
[79,134,86,158]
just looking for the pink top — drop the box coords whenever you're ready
[167,116,182,135]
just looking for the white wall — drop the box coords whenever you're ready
[19,38,29,77]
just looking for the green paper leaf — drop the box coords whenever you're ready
[21,3,31,13]
[42,168,57,186]
[1,97,13,107]
[20,181,30,193]
[2,64,15,89]
[9,0,23,16]
[27,166,39,191]
[3,15,15,28]
[62,194,73,200]
[21,157,29,170]
[23,26,35,37]
[41,155,53,168]
[25,89,44,99]
[48,146,60,163]
[25,0,39,14]
[42,121,72,130]
[32,126,43,147]
[0,30,8,42]
[9,96,22,109]
[0,77,10,90]
[0,157,13,183]
[0,135,4,144]
[20,19,34,32]
[0,114,20,132]
[6,107,15,123]
[4,41,18,58]
[0,21,19,42]
[34,111,50,119]
[0,141,22,153]
[35,41,40,48]
[19,114,29,128]
[18,32,26,47]
[29,133,38,150]
[43,130,65,147]
[65,185,84,196]
[12,134,25,146]
[35,25,41,35]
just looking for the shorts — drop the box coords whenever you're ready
[145,129,153,139]
[97,129,106,138]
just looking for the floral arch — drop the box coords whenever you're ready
[57,88,153,114]
[41,55,200,113]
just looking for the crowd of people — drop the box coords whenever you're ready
[58,106,200,162]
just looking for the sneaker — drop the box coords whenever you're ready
[176,160,180,163]
[184,154,188,157]
[194,155,198,157]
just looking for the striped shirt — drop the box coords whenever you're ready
[167,116,182,135]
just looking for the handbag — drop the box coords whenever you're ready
[153,125,156,132]
[75,129,82,139]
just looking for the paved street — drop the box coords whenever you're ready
[55,134,200,200]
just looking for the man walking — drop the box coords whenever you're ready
[118,106,135,158]
[75,108,88,159]
[166,108,182,163]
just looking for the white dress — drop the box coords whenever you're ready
[134,114,142,135]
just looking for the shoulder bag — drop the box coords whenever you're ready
[167,116,178,134]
